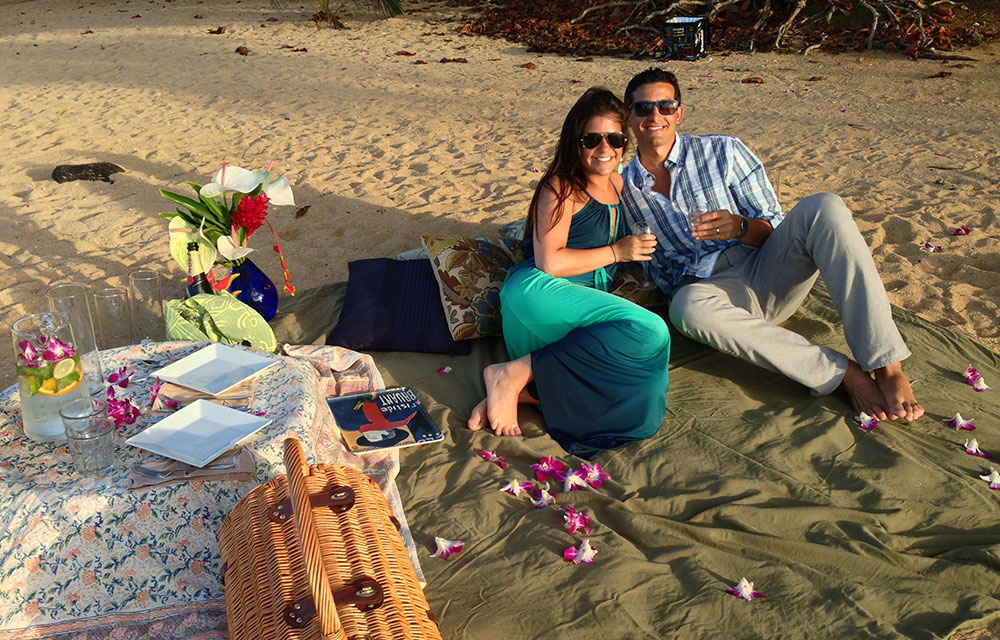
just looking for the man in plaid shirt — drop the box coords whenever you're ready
[620,68,922,422]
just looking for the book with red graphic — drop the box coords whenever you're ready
[327,386,443,454]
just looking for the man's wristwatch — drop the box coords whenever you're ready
[735,215,750,240]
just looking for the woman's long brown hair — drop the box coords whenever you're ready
[525,87,628,243]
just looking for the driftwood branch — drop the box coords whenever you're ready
[857,0,880,50]
[572,1,637,24]
[774,0,806,48]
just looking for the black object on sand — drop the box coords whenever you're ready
[51,162,125,184]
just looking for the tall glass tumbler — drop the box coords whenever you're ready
[46,283,104,397]
[92,287,133,350]
[12,311,90,441]
[129,269,165,342]
[60,398,115,476]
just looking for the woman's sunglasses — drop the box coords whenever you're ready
[630,100,680,117]
[580,132,627,150]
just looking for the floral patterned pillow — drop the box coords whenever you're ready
[421,236,521,340]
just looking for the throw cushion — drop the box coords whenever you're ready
[327,258,471,355]
[422,236,520,341]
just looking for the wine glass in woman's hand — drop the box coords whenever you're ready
[632,222,657,291]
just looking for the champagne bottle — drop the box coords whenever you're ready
[185,242,214,297]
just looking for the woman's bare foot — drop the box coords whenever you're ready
[840,360,890,421]
[873,363,923,422]
[467,398,489,431]
[482,356,533,437]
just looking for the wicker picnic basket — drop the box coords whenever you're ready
[218,437,442,640]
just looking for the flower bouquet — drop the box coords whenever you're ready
[159,163,296,305]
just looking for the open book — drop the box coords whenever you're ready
[327,386,444,454]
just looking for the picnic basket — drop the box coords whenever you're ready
[218,437,442,639]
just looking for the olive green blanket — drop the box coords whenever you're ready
[273,282,1000,640]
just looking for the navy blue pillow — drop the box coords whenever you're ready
[327,258,472,355]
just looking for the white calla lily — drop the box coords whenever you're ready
[252,169,295,206]
[200,165,260,198]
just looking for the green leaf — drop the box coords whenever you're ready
[160,189,210,217]
[201,194,229,226]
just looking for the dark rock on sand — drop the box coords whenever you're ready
[51,162,125,184]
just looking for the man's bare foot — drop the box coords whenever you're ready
[483,356,533,437]
[467,398,489,431]
[873,363,924,422]
[840,360,890,421]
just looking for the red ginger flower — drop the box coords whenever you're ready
[232,193,270,237]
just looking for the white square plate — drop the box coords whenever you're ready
[126,400,272,467]
[153,343,278,396]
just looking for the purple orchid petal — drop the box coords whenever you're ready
[972,377,990,392]
[964,438,990,458]
[979,468,1000,490]
[563,539,597,565]
[531,456,566,483]
[964,365,980,383]
[41,337,76,361]
[563,471,588,493]
[943,413,975,431]
[108,366,135,389]
[920,242,942,253]
[854,412,878,430]
[530,483,556,508]
[479,449,508,470]
[431,537,464,560]
[580,462,610,488]
[500,481,526,497]
[436,366,452,374]
[164,398,179,410]
[17,340,42,366]
[563,507,591,535]
[726,577,767,601]
[951,225,971,236]
[149,377,163,409]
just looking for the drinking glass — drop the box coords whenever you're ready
[60,398,115,476]
[11,311,90,441]
[129,269,165,342]
[631,222,657,291]
[46,283,104,397]
[92,287,133,350]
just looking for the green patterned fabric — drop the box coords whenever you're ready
[165,293,277,352]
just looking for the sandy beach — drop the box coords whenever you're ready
[1,0,998,394]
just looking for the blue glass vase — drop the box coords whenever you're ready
[227,258,278,321]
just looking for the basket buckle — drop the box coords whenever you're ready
[268,485,357,523]
[283,598,317,628]
[332,576,384,611]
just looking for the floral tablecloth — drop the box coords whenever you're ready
[0,341,395,638]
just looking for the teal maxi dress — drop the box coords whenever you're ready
[500,192,671,458]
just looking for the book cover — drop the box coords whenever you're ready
[327,386,444,454]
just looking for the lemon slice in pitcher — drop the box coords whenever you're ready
[17,375,39,397]
[53,358,76,379]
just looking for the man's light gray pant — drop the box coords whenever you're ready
[668,193,911,396]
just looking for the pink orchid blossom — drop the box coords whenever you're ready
[972,377,990,392]
[479,450,508,470]
[964,438,990,458]
[920,242,942,253]
[725,577,767,602]
[531,457,567,483]
[951,225,971,236]
[563,507,591,535]
[580,462,610,488]
[105,387,141,430]
[965,364,979,381]
[500,481,533,497]
[41,337,76,361]
[149,377,163,409]
[979,468,1000,490]
[431,537,464,560]
[107,366,135,389]
[563,539,598,565]
[17,340,44,368]
[563,470,588,493]
[854,412,878,430]
[436,366,452,374]
[943,413,975,431]
[964,365,988,390]
[530,483,556,509]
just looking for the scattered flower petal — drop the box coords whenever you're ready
[531,167,540,173]
[149,377,163,409]
[42,337,76,361]
[964,364,980,382]
[107,366,135,389]
[563,470,588,492]
[500,480,532,497]
[979,468,1000,490]
[531,483,556,508]
[431,537,464,560]
[579,462,610,488]
[951,225,971,236]
[479,450,508,470]
[105,386,141,430]
[436,366,452,374]
[920,242,943,253]
[531,456,567,483]
[725,577,767,601]
[563,507,591,535]
[973,377,990,392]
[563,539,598,564]
[855,412,879,430]
[965,438,990,458]
[944,413,975,430]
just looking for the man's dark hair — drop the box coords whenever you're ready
[624,68,682,107]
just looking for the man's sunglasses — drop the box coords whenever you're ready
[579,132,627,150]
[630,100,680,117]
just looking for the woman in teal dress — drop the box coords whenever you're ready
[468,87,671,458]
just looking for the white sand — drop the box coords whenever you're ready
[2,0,999,392]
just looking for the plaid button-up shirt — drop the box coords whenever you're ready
[620,133,784,295]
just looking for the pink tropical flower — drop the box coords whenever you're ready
[943,413,975,431]
[563,507,591,535]
[563,539,598,564]
[436,366,452,374]
[531,456,567,483]
[106,387,140,429]
[964,365,988,390]
[107,366,135,388]
[17,340,43,368]
[479,450,508,470]
[580,462,610,488]
[500,480,532,497]
[855,412,878,430]
[964,438,990,458]
[41,337,76,361]
[725,577,767,601]
[431,537,464,560]
[530,483,556,509]
[563,470,588,493]
[979,468,1000,490]
[972,377,990,392]
[920,242,942,253]
[951,225,971,236]
[231,193,270,238]
[149,377,163,409]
